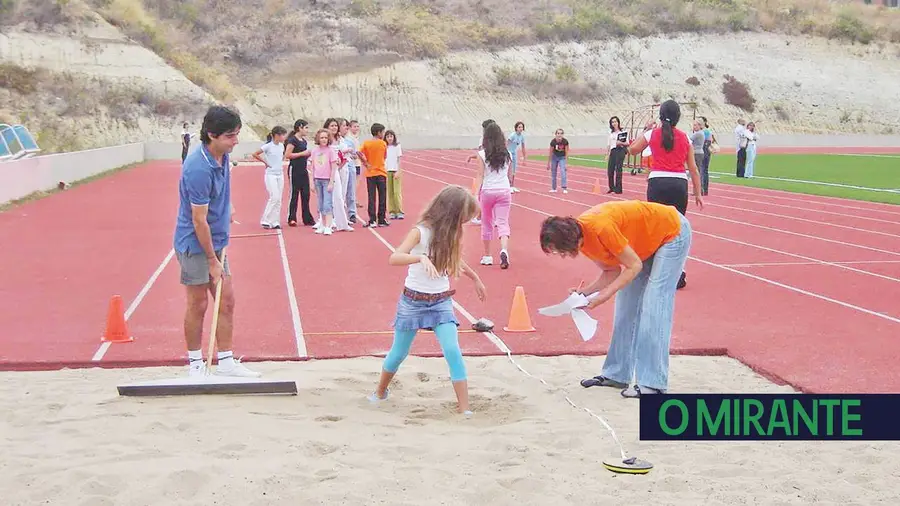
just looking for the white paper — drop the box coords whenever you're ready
[537,292,590,317]
[571,309,598,342]
[538,292,601,341]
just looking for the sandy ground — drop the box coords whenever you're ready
[2,355,898,505]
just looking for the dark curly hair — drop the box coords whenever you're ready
[539,216,583,256]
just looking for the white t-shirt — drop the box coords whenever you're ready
[478,149,511,191]
[404,224,451,294]
[609,131,627,149]
[386,144,402,172]
[261,141,284,176]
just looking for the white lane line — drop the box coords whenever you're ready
[91,248,175,361]
[277,229,307,358]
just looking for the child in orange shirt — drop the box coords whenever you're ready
[359,123,389,227]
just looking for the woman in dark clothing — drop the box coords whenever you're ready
[283,119,315,226]
[606,116,628,194]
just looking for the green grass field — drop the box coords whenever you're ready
[529,153,900,205]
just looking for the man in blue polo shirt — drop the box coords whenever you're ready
[173,105,260,378]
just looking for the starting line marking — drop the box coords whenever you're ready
[304,330,478,336]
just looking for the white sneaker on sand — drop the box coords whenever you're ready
[215,358,262,378]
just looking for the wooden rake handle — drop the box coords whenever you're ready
[205,247,226,373]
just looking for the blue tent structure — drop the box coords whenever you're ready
[0,124,41,161]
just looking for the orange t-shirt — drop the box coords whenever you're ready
[576,201,682,267]
[360,138,387,178]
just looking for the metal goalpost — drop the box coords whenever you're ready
[623,101,698,172]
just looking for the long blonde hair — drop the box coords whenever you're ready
[419,185,478,278]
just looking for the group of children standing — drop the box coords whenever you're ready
[252,118,405,234]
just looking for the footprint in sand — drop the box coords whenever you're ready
[416,372,430,382]
[315,415,343,423]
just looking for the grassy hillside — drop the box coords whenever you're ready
[1,0,899,153]
[26,0,899,101]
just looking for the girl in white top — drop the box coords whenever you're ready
[369,185,486,416]
[385,130,404,219]
[253,125,288,229]
[476,122,513,269]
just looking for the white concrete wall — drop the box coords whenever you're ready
[0,143,144,204]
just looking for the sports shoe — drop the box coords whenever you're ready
[215,358,262,378]
[188,360,207,377]
[499,250,509,269]
[480,255,493,265]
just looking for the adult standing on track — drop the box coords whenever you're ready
[539,200,693,397]
[627,100,703,289]
[173,105,261,379]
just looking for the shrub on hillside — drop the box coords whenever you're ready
[685,76,700,86]
[721,74,755,113]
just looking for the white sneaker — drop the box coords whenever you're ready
[188,360,207,377]
[563,189,568,194]
[511,187,519,193]
[323,226,333,236]
[215,358,262,378]
[471,218,481,225]
[550,189,557,193]
[480,255,493,265]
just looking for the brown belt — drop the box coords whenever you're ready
[403,287,456,302]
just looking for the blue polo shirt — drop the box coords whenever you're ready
[173,143,231,254]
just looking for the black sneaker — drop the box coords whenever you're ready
[677,272,686,289]
[349,216,357,224]
[377,221,390,227]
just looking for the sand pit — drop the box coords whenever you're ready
[2,355,897,505]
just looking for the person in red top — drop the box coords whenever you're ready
[627,100,703,289]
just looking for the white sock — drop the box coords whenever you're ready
[188,349,203,365]
[217,350,235,367]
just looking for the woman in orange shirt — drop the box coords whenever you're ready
[539,200,693,398]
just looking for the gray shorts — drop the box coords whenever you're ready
[176,249,231,286]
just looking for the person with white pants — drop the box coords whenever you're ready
[253,126,289,229]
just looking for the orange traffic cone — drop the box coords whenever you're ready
[592,178,603,194]
[101,295,134,343]
[471,177,481,196]
[503,286,536,332]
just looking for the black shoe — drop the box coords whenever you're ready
[677,272,686,289]
[377,221,390,227]
[500,250,509,269]
[349,216,357,224]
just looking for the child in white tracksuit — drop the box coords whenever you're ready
[254,126,289,229]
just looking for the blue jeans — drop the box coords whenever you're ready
[745,143,757,178]
[550,156,567,190]
[346,165,358,218]
[314,178,333,215]
[600,214,692,391]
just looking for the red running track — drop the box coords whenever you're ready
[0,151,897,394]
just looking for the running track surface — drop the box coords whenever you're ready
[1,149,898,394]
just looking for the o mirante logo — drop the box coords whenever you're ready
[639,394,898,441]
